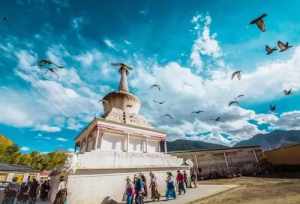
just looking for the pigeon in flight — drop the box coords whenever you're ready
[283,89,292,96]
[150,84,161,91]
[265,45,277,55]
[249,13,267,32]
[277,41,293,52]
[231,71,242,80]
[228,101,240,106]
[214,117,221,122]
[36,59,64,78]
[269,105,276,112]
[192,110,204,114]
[236,94,245,99]
[153,99,165,105]
[163,114,174,119]
[37,59,64,69]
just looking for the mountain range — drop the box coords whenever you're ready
[167,130,300,151]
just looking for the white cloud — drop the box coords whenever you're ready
[67,148,74,152]
[35,125,61,132]
[20,146,30,152]
[131,44,300,145]
[0,45,102,133]
[124,40,131,45]
[272,111,300,130]
[56,137,68,142]
[190,15,222,72]
[72,17,84,30]
[103,39,117,50]
[254,113,279,125]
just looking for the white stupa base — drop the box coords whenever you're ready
[67,152,189,204]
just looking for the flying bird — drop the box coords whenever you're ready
[236,94,245,99]
[111,63,133,70]
[150,84,161,91]
[231,71,242,80]
[163,114,174,119]
[283,89,292,96]
[277,41,293,52]
[192,110,204,114]
[269,104,276,112]
[228,101,240,106]
[153,99,165,105]
[265,45,277,55]
[37,59,64,69]
[36,59,64,78]
[214,117,221,122]
[249,13,267,32]
[2,17,8,22]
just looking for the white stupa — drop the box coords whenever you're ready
[67,63,188,204]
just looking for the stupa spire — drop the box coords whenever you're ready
[111,63,133,92]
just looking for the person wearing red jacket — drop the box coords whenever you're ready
[176,170,186,195]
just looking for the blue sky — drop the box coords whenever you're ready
[1,0,300,152]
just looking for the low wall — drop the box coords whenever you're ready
[67,167,189,204]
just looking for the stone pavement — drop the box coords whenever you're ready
[35,184,237,204]
[154,184,237,204]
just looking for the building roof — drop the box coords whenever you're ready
[0,163,37,173]
[168,145,261,154]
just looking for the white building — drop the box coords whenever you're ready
[170,146,263,178]
[67,64,188,204]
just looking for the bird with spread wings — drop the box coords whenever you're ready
[277,41,293,52]
[231,71,242,80]
[250,13,267,32]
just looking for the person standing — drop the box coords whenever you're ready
[2,177,19,204]
[53,176,67,204]
[191,171,197,188]
[176,170,186,195]
[183,170,188,188]
[40,180,50,201]
[17,177,30,204]
[149,172,160,201]
[134,175,144,204]
[140,174,147,198]
[165,172,176,200]
[28,178,39,204]
[124,177,134,204]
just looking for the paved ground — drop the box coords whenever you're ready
[34,184,236,204]
[154,184,237,204]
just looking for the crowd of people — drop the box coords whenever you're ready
[124,170,197,204]
[2,176,67,204]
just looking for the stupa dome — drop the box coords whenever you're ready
[101,63,141,116]
[102,90,141,115]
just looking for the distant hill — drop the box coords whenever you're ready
[167,139,228,152]
[235,130,300,150]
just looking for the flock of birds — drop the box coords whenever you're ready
[1,13,295,123]
[151,13,294,122]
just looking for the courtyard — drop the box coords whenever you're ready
[193,177,300,204]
